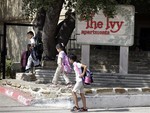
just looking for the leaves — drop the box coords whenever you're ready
[22,0,120,19]
[22,0,150,20]
[22,0,56,17]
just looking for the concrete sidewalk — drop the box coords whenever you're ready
[0,79,150,108]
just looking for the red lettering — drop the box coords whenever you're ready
[97,21,103,28]
[105,17,110,30]
[81,30,110,35]
[86,20,98,29]
[110,21,124,33]
[85,17,124,33]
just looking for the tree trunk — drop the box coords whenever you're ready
[56,13,75,46]
[42,0,64,59]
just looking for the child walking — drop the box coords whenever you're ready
[69,54,88,112]
[52,43,71,86]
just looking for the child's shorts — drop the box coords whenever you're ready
[72,81,84,94]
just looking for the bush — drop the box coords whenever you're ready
[6,59,12,78]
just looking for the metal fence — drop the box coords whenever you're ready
[0,34,3,79]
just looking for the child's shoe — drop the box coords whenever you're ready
[78,107,88,112]
[70,106,80,112]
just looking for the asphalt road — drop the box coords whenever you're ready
[0,93,22,107]
[0,93,150,113]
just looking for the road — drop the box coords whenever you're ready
[0,93,150,113]
[0,93,22,107]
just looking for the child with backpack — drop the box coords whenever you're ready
[52,43,71,86]
[68,54,88,112]
[25,31,41,72]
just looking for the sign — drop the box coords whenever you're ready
[76,5,135,46]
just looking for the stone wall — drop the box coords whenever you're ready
[6,26,33,62]
[0,1,68,62]
[0,0,23,22]
[0,0,34,62]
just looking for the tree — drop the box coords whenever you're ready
[22,0,119,59]
[22,0,150,59]
[55,10,75,47]
[23,0,65,59]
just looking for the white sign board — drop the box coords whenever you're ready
[76,5,135,46]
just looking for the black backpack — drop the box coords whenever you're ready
[34,31,43,59]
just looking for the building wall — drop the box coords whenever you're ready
[1,1,150,62]
[6,26,33,61]
[0,0,33,62]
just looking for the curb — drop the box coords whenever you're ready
[1,79,150,108]
[1,85,150,108]
[0,86,33,106]
[32,94,150,109]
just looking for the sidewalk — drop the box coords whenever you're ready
[0,79,150,108]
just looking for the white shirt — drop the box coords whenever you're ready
[73,62,83,82]
[29,37,35,46]
[57,51,65,65]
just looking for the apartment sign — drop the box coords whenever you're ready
[76,5,135,46]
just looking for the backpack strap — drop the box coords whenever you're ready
[74,63,85,83]
[74,63,80,74]
[62,52,67,65]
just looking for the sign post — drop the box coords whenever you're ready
[76,5,135,74]
[119,46,129,74]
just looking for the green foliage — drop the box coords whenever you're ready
[0,59,12,79]
[64,0,132,19]
[0,59,15,79]
[22,0,123,19]
[22,0,56,17]
[22,0,150,20]
[64,0,119,19]
[6,59,12,78]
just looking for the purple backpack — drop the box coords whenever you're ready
[62,54,72,73]
[83,69,93,85]
[75,64,93,85]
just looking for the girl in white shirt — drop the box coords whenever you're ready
[69,54,88,112]
[52,43,70,85]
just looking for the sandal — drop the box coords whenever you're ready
[70,106,79,111]
[78,107,88,112]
